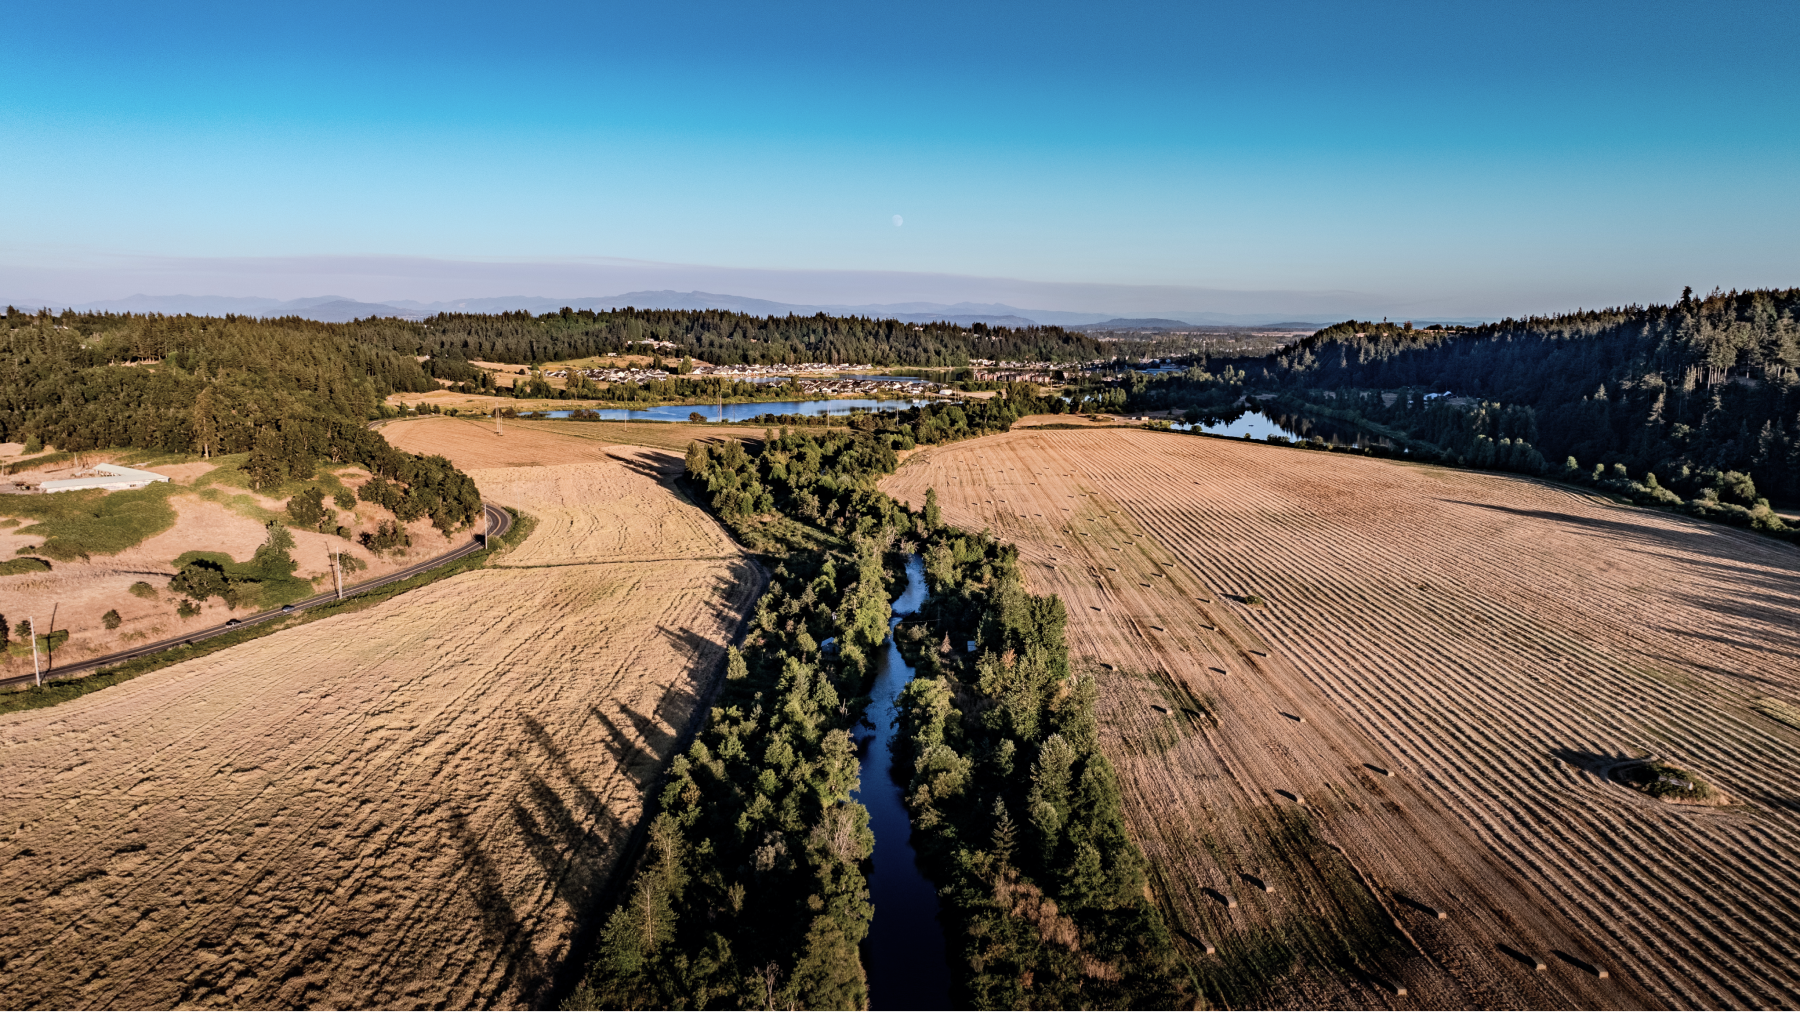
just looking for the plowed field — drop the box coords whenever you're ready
[0,447,758,1006]
[882,423,1800,1009]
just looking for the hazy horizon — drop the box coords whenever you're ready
[4,2,1795,318]
[0,251,1720,326]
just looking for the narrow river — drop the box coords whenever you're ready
[857,554,953,1007]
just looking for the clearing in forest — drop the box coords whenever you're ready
[0,432,759,1008]
[882,422,1800,1010]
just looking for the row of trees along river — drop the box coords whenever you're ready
[568,391,1194,1008]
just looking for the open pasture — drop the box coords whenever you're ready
[883,423,1800,1009]
[0,445,758,1006]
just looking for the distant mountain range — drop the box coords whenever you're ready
[6,289,1487,329]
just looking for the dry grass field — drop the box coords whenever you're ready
[381,414,756,465]
[883,422,1800,1009]
[0,427,759,1007]
[1,459,455,677]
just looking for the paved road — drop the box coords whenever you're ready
[3,502,512,690]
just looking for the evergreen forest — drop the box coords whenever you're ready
[2,308,480,533]
[359,308,1104,371]
[1128,288,1800,521]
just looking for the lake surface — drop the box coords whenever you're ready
[537,397,928,423]
[1174,409,1298,440]
[1176,409,1393,449]
[858,554,952,1007]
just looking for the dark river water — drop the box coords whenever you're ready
[857,554,952,1007]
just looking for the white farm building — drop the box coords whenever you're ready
[40,464,172,493]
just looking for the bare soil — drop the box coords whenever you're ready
[0,439,758,1007]
[882,423,1800,1009]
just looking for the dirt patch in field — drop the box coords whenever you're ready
[884,427,1800,1009]
[0,450,758,1008]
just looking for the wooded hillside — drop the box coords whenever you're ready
[358,307,1105,369]
[1,308,480,531]
[1268,288,1800,498]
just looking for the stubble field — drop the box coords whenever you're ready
[380,415,754,464]
[883,422,1800,1009]
[0,424,758,1008]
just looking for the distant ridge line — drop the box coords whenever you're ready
[7,290,1381,328]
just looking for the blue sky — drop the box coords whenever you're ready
[3,0,1796,317]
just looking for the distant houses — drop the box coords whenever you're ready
[40,464,172,493]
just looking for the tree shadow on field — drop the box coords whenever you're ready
[1443,499,1800,572]
[588,704,660,786]
[657,622,729,677]
[511,774,608,926]
[609,450,684,481]
[1548,746,1633,774]
[446,808,549,1003]
[519,714,627,847]
[621,698,679,757]
[512,714,640,1006]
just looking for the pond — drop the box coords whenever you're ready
[1174,409,1394,449]
[535,398,930,423]
[857,554,953,1007]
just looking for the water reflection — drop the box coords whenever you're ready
[1174,409,1392,449]
[857,554,952,1008]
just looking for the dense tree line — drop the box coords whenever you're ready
[570,541,888,1008]
[895,519,1191,1007]
[356,308,1106,367]
[1258,288,1800,501]
[1,308,481,533]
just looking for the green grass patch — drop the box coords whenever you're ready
[2,451,75,475]
[1105,664,1218,756]
[0,481,179,555]
[168,548,317,609]
[1,507,534,716]
[1754,697,1800,732]
[0,556,53,576]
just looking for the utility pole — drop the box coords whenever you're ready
[29,616,40,687]
[494,400,503,436]
[46,603,56,671]
[330,549,343,601]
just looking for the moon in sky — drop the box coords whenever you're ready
[892,214,904,227]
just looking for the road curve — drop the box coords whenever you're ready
[2,502,513,690]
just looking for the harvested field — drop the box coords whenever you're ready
[380,414,757,468]
[0,442,759,1007]
[883,423,1800,1009]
